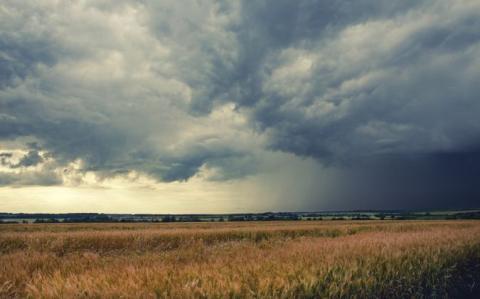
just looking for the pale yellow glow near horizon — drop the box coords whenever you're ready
[0,180,241,214]
[0,173,286,214]
[0,151,329,214]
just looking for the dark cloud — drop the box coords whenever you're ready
[0,36,57,88]
[12,150,43,168]
[160,1,480,156]
[171,0,480,161]
[0,170,62,187]
[0,152,13,167]
[170,0,424,113]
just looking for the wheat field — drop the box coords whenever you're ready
[1,220,479,298]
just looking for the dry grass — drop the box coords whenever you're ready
[1,220,479,298]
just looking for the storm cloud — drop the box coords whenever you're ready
[1,0,480,209]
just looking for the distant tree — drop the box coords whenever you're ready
[162,216,176,222]
[228,216,246,222]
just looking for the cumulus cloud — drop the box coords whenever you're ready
[163,0,480,162]
[12,150,43,168]
[1,0,479,209]
[0,0,262,186]
[258,2,480,161]
[0,170,61,187]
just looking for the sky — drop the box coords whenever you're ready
[1,0,480,213]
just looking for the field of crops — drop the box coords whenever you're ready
[1,220,479,298]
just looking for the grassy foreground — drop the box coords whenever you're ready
[1,221,479,298]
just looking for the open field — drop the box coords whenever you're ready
[1,221,480,298]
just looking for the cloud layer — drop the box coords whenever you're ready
[1,0,480,209]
